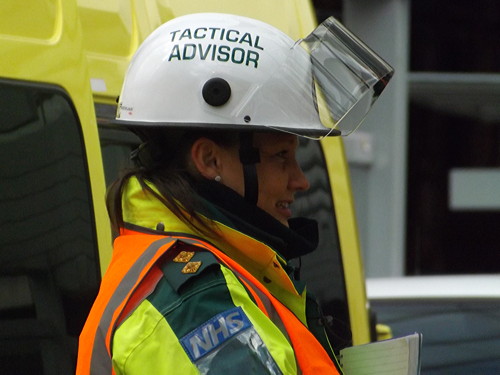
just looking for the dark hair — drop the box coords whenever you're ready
[106,128,239,237]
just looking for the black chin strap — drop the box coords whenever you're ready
[239,133,260,205]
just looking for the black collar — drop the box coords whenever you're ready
[193,180,318,260]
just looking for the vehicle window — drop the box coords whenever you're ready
[97,116,351,352]
[371,299,500,374]
[0,80,100,374]
[96,104,140,187]
[295,138,351,352]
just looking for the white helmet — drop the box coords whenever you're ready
[115,13,393,138]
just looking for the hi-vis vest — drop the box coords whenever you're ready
[77,229,341,375]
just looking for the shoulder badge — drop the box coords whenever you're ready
[182,261,202,274]
[161,240,219,292]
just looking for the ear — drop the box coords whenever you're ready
[190,137,220,179]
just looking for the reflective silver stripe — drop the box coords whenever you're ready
[233,269,291,341]
[228,264,303,374]
[90,237,175,374]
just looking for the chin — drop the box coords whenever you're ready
[279,219,289,227]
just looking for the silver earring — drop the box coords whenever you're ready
[214,175,221,182]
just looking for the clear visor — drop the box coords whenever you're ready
[298,17,394,138]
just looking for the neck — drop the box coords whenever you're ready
[193,180,318,260]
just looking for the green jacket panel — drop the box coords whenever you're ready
[112,243,297,374]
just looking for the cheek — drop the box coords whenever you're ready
[257,167,287,200]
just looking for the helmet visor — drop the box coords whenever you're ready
[299,17,394,137]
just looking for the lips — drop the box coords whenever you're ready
[276,201,290,209]
[276,200,293,221]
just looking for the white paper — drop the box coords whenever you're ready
[339,333,422,375]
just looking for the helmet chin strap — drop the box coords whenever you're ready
[239,133,260,205]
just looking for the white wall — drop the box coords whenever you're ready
[343,0,410,277]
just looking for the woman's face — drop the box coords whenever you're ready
[217,132,310,226]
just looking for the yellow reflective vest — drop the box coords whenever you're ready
[77,178,342,374]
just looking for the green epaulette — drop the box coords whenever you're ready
[160,240,221,293]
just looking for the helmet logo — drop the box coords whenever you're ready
[119,103,134,116]
[167,27,264,68]
[202,78,231,106]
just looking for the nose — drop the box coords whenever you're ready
[289,161,310,192]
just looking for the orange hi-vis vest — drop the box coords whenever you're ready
[77,229,342,375]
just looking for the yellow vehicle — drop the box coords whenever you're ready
[0,1,111,374]
[1,0,372,373]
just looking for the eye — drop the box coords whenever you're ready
[274,150,288,160]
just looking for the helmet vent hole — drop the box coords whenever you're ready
[244,115,251,123]
[202,78,231,107]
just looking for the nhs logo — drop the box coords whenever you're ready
[181,306,252,361]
